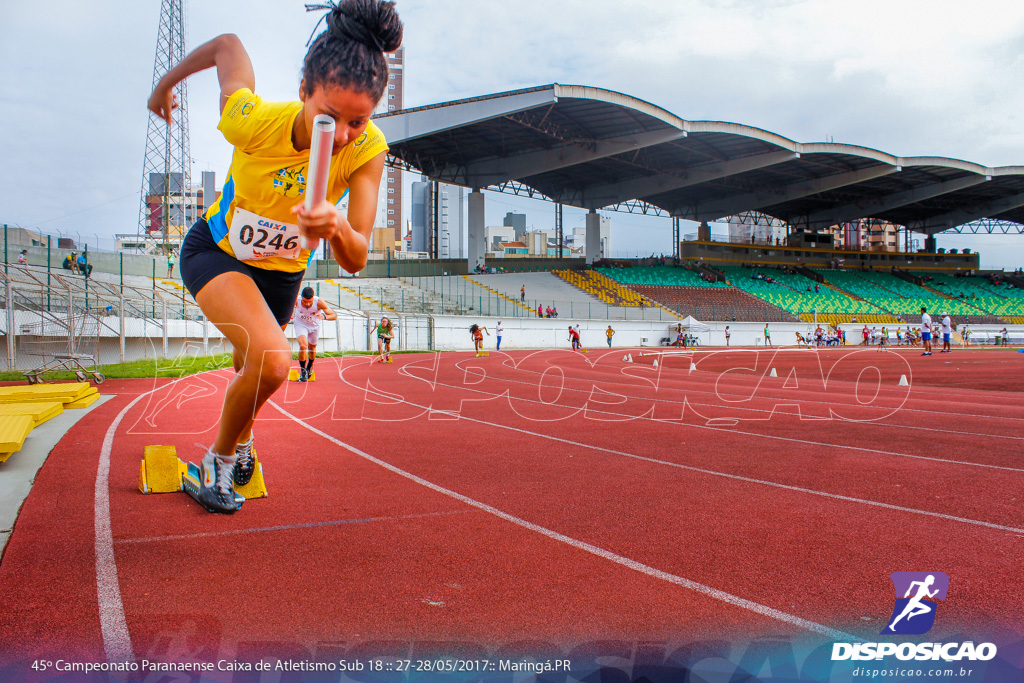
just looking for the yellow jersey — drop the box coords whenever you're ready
[204,88,388,272]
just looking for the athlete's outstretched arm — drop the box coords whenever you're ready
[317,299,338,321]
[148,34,255,124]
[327,151,386,273]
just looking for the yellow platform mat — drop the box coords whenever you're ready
[0,401,64,426]
[0,414,35,461]
[0,383,97,405]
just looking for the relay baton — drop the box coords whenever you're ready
[304,114,336,249]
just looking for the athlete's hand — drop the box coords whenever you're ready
[148,83,179,125]
[292,201,341,247]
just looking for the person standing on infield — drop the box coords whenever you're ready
[940,311,953,353]
[920,307,933,356]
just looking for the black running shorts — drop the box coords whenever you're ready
[179,219,305,326]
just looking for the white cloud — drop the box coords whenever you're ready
[0,0,1022,267]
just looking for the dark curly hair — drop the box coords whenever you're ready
[302,0,403,103]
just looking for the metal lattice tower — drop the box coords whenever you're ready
[137,0,190,254]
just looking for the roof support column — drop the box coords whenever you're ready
[672,217,681,260]
[556,204,564,259]
[586,209,601,265]
[467,189,486,270]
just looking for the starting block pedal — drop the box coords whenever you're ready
[288,368,316,381]
[138,445,187,494]
[234,449,268,500]
[139,444,268,502]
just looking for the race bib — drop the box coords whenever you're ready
[229,207,302,262]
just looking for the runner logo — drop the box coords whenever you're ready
[881,572,948,635]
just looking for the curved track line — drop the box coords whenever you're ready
[452,353,1024,439]
[96,391,151,663]
[486,348,1023,423]
[95,373,233,663]
[268,400,861,642]
[339,360,1024,531]
[397,359,1024,474]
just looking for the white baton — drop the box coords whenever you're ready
[304,114,335,249]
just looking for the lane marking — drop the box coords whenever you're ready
[394,361,1024,473]
[116,509,470,544]
[447,355,1024,437]
[341,364,1024,531]
[270,400,861,642]
[96,392,151,663]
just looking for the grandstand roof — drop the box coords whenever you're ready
[376,84,1024,234]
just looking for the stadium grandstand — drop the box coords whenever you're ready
[4,82,1023,368]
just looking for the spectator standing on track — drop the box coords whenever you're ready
[920,307,933,356]
[606,325,614,347]
[940,312,953,353]
[962,326,970,347]
[724,325,731,346]
[495,320,503,351]
[764,323,772,348]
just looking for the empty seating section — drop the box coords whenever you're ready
[597,265,728,288]
[822,271,986,318]
[557,269,649,306]
[716,266,890,322]
[631,285,799,322]
[914,272,1024,321]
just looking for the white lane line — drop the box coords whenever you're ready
[446,356,1024,439]
[115,509,470,544]
[347,365,1023,532]
[96,391,151,663]
[269,400,861,642]
[404,361,1024,473]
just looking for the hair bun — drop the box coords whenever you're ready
[327,0,403,53]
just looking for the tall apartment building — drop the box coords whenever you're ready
[828,219,901,251]
[372,46,404,252]
[137,170,217,250]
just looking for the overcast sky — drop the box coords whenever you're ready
[2,0,1024,267]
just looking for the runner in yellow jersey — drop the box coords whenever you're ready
[147,0,403,513]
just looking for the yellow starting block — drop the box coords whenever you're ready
[288,368,316,381]
[138,444,268,499]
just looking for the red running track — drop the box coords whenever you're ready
[0,346,1021,672]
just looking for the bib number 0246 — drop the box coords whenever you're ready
[237,224,299,252]
[229,207,303,262]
